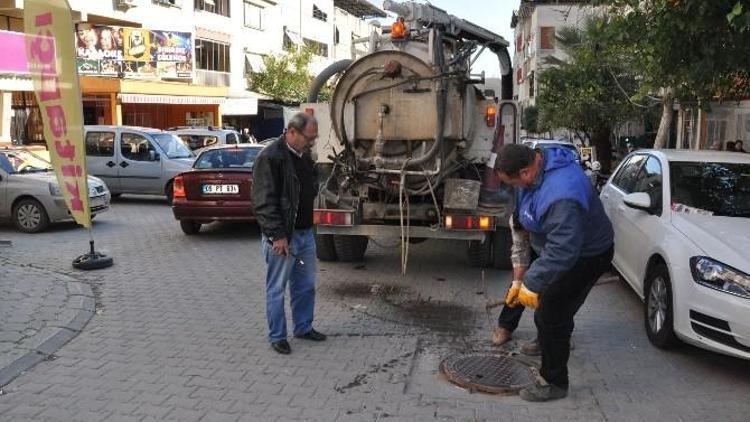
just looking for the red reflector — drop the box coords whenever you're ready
[444,215,494,230]
[314,210,353,226]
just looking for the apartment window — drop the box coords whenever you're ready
[529,71,535,97]
[304,38,328,57]
[244,1,263,29]
[540,26,555,50]
[312,4,327,22]
[196,39,230,72]
[195,0,230,17]
[334,26,340,45]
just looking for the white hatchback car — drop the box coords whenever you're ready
[600,150,750,359]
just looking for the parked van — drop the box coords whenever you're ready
[84,125,195,202]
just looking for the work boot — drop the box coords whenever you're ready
[520,337,540,356]
[519,377,568,402]
[491,327,512,346]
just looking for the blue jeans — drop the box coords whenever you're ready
[261,228,317,343]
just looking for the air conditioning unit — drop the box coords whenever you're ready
[117,0,139,10]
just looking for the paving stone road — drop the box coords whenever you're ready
[0,195,749,421]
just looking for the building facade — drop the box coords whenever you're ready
[0,0,382,147]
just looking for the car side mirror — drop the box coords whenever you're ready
[150,151,160,161]
[623,192,652,212]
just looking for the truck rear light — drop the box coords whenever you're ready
[444,215,494,230]
[314,209,353,226]
[486,105,497,127]
[173,176,186,199]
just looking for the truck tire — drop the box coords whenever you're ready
[315,233,338,261]
[333,234,368,262]
[492,227,513,270]
[467,239,492,268]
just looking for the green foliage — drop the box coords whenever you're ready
[521,106,539,132]
[247,46,331,104]
[597,0,750,103]
[536,16,641,138]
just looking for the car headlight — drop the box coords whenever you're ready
[690,256,750,298]
[48,183,62,197]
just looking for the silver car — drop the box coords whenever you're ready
[0,149,111,233]
[84,125,195,202]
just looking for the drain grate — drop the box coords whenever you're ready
[440,352,534,394]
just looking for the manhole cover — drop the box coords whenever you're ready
[440,352,534,394]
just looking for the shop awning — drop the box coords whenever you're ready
[0,74,33,91]
[284,28,305,46]
[220,97,259,116]
[118,93,225,105]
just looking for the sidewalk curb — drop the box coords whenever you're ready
[0,269,95,388]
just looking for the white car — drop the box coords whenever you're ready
[600,150,750,359]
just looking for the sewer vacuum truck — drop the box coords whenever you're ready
[305,0,519,271]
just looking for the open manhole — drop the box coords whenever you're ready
[440,352,535,395]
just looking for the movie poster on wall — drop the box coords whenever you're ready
[75,24,193,80]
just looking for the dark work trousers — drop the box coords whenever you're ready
[535,246,614,389]
[497,250,539,331]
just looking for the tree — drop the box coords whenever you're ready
[536,16,643,171]
[247,46,330,104]
[598,0,750,148]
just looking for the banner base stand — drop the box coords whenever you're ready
[73,240,113,270]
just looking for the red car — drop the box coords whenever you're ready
[172,144,264,234]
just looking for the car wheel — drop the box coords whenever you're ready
[333,235,368,262]
[180,220,201,235]
[315,233,338,261]
[165,181,174,205]
[13,198,50,233]
[467,239,492,268]
[644,264,681,349]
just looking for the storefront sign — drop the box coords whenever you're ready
[0,30,31,74]
[25,0,91,228]
[76,24,193,80]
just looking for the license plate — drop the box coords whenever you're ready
[202,184,239,194]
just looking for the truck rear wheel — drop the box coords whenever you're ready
[467,239,492,268]
[492,227,513,270]
[333,235,368,262]
[315,233,338,261]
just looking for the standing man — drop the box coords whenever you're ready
[495,144,614,402]
[252,113,326,355]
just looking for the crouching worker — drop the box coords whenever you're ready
[495,144,614,402]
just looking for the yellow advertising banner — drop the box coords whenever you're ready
[123,27,152,62]
[24,0,91,228]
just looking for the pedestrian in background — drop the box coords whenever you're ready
[252,112,326,355]
[735,140,746,153]
[495,144,614,402]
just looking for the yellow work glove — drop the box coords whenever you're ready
[517,284,540,309]
[504,280,522,308]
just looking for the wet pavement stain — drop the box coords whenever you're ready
[385,298,475,334]
[329,282,406,299]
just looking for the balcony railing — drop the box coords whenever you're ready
[195,69,230,87]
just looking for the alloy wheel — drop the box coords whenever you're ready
[17,203,41,230]
[648,276,668,334]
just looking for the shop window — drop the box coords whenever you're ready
[10,92,44,146]
[244,1,263,29]
[195,0,230,17]
[313,4,328,22]
[196,38,230,73]
[303,38,328,57]
[85,132,115,157]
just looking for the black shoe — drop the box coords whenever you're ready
[271,339,291,354]
[519,377,568,402]
[295,328,327,341]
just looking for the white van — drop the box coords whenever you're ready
[84,125,195,202]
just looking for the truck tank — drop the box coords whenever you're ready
[306,0,518,271]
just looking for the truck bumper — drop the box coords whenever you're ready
[316,224,487,241]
